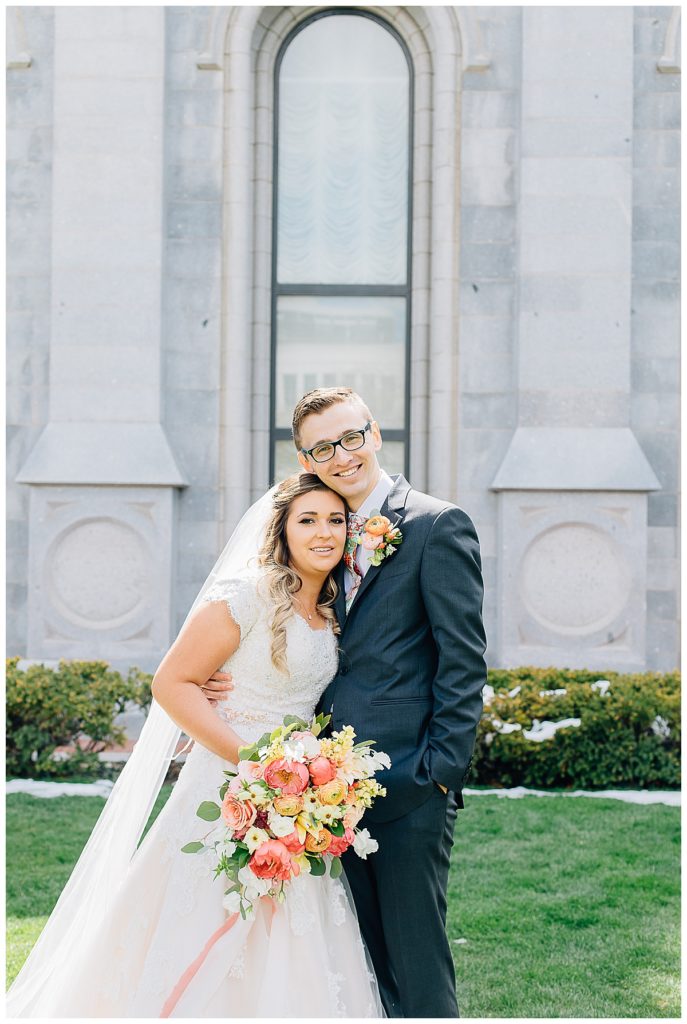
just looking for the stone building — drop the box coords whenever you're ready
[7,6,681,674]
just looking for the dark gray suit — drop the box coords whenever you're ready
[319,475,487,1018]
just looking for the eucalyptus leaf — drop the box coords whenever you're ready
[307,855,326,877]
[330,856,343,879]
[181,841,204,854]
[196,801,221,821]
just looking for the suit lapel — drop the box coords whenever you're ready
[344,475,411,617]
[333,560,347,631]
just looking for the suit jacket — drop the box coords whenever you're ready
[319,475,487,823]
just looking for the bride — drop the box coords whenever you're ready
[7,473,384,1017]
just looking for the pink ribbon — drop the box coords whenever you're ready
[160,912,239,1017]
[160,896,276,1017]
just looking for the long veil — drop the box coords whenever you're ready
[6,488,276,1016]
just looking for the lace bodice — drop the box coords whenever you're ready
[200,571,339,742]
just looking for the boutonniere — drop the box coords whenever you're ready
[351,510,403,568]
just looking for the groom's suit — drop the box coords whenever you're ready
[318,474,487,1018]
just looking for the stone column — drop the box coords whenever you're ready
[491,7,660,671]
[17,7,184,670]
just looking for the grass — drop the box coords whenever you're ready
[6,788,680,1017]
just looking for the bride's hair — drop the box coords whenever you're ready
[258,473,342,672]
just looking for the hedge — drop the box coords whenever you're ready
[5,660,680,789]
[472,667,680,790]
[6,658,152,780]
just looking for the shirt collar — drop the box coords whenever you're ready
[356,469,394,520]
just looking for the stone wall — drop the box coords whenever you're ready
[6,5,681,672]
[631,6,681,669]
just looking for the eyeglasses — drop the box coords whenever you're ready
[301,422,372,464]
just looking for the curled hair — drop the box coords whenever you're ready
[258,473,343,672]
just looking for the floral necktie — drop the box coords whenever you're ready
[344,513,367,608]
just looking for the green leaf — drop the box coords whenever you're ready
[307,855,326,876]
[196,801,221,821]
[181,841,204,854]
[218,781,229,800]
[330,855,343,879]
[283,714,309,730]
[328,819,345,837]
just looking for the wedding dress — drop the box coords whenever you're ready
[11,571,384,1018]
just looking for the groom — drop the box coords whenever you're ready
[292,387,487,1018]
[203,386,487,1017]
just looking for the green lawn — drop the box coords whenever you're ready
[6,788,680,1017]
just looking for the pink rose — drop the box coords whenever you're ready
[237,759,264,781]
[327,827,355,857]
[308,755,337,786]
[221,794,257,833]
[249,839,294,881]
[263,758,309,795]
[361,533,384,550]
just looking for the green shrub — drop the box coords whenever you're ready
[6,658,153,780]
[473,667,681,790]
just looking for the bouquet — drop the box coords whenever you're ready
[182,713,390,918]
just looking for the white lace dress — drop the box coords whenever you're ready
[38,574,383,1018]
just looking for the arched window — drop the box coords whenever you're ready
[270,10,413,480]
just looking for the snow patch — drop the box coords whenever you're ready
[463,786,680,807]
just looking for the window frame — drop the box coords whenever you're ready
[269,7,414,482]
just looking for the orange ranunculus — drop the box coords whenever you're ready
[364,515,391,537]
[305,828,333,854]
[248,839,293,881]
[316,778,348,806]
[273,794,304,816]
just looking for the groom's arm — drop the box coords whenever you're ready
[419,505,487,796]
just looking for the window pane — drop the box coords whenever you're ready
[274,295,406,430]
[278,15,409,285]
[274,439,405,486]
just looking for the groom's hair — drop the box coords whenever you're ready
[292,387,373,449]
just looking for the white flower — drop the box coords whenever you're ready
[361,749,391,773]
[247,782,271,807]
[268,811,297,837]
[353,828,379,860]
[222,890,243,914]
[243,826,270,852]
[237,864,270,904]
[282,740,307,762]
[539,688,567,697]
[298,732,321,758]
[482,684,495,706]
[314,804,343,825]
[591,679,611,697]
[507,685,521,698]
[302,791,319,812]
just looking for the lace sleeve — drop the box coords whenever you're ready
[201,575,262,639]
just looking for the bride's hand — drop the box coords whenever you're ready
[199,671,234,704]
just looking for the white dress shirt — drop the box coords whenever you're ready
[344,469,395,601]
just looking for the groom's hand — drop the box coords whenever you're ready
[198,670,234,704]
